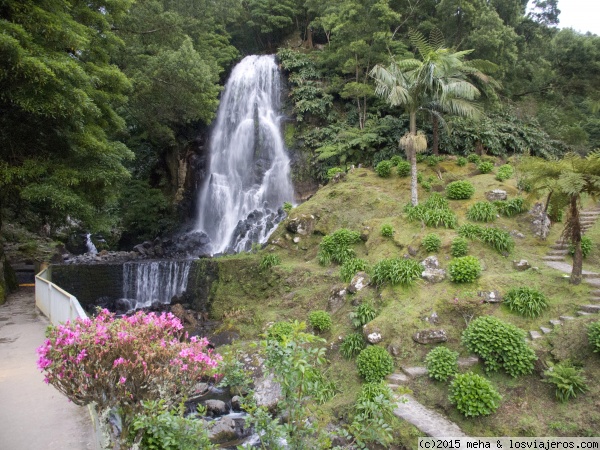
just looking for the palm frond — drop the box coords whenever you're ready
[409,28,433,60]
[429,28,445,51]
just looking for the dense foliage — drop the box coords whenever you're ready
[371,258,423,286]
[446,181,476,200]
[425,346,459,382]
[308,310,332,332]
[504,287,549,318]
[449,372,502,417]
[543,362,588,403]
[356,346,394,383]
[317,228,361,265]
[448,256,482,283]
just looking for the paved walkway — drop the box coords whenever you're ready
[393,394,467,437]
[0,287,94,449]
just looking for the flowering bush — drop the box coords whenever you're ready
[37,309,221,444]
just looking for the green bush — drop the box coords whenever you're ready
[588,321,600,353]
[308,310,333,332]
[477,161,494,174]
[494,198,527,217]
[495,164,514,181]
[351,382,396,447]
[446,180,475,200]
[504,287,549,318]
[260,254,281,270]
[396,160,411,177]
[340,333,367,359]
[462,316,536,377]
[350,303,377,329]
[426,155,440,167]
[340,258,369,283]
[421,180,432,192]
[467,201,498,222]
[467,153,480,164]
[422,233,442,253]
[371,258,422,287]
[479,227,514,253]
[423,193,449,209]
[425,347,459,381]
[543,362,588,402]
[357,346,394,382]
[390,155,403,165]
[451,237,469,257]
[448,256,481,283]
[448,372,501,417]
[404,203,427,222]
[569,236,593,259]
[267,321,295,342]
[405,194,457,228]
[318,228,361,265]
[416,153,427,163]
[283,202,293,213]
[380,224,394,237]
[375,160,393,178]
[327,167,345,180]
[457,223,483,239]
[424,208,457,228]
[456,157,468,167]
[517,178,533,192]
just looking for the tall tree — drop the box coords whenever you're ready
[0,0,133,232]
[370,29,482,205]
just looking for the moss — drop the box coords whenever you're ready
[284,122,296,148]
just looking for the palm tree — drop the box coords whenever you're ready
[521,152,600,285]
[370,29,483,205]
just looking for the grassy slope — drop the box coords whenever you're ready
[210,159,600,444]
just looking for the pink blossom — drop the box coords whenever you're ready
[119,377,126,384]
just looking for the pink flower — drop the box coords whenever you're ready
[119,377,126,384]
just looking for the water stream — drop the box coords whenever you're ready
[195,55,294,254]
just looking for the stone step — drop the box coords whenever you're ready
[457,356,480,368]
[549,319,563,327]
[583,272,600,279]
[585,279,600,288]
[387,372,410,384]
[547,250,569,256]
[580,304,600,313]
[551,244,568,249]
[577,311,593,316]
[393,394,467,438]
[401,366,428,378]
[542,256,565,261]
[590,290,600,296]
[529,330,542,339]
[559,315,575,321]
[540,326,552,334]
[588,297,600,303]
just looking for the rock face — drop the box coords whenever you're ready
[327,286,347,313]
[204,399,228,417]
[170,304,198,327]
[421,256,446,283]
[253,374,282,412]
[208,416,250,444]
[286,214,316,236]
[513,259,531,271]
[412,329,448,344]
[478,290,502,303]
[485,189,508,201]
[348,272,370,293]
[529,202,551,239]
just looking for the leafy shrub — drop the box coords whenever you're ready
[357,346,394,382]
[404,203,427,222]
[318,228,361,265]
[543,362,588,402]
[422,180,432,191]
[425,347,459,381]
[451,237,469,257]
[380,224,394,237]
[309,310,333,332]
[132,400,214,450]
[456,157,468,167]
[588,321,600,353]
[495,164,514,181]
[448,256,481,283]
[390,155,403,165]
[462,316,536,376]
[416,153,427,163]
[479,227,514,253]
[504,287,549,318]
[406,193,457,228]
[375,160,393,178]
[340,333,367,359]
[327,167,345,180]
[340,258,368,283]
[350,303,377,329]
[550,318,596,364]
[396,160,411,177]
[446,180,475,200]
[260,254,281,270]
[448,372,501,417]
[494,198,527,217]
[424,208,457,228]
[422,233,442,252]
[267,321,295,342]
[283,202,293,213]
[423,193,449,209]
[467,201,498,222]
[426,155,440,166]
[467,153,480,163]
[517,178,533,192]
[477,161,494,174]
[457,223,483,239]
[371,258,422,287]
[569,236,593,259]
[350,382,396,447]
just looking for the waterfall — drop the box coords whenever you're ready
[85,233,98,255]
[195,55,294,254]
[122,260,192,309]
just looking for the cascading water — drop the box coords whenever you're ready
[121,260,192,310]
[195,55,294,254]
[85,233,98,255]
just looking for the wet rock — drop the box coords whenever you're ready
[253,374,282,413]
[327,286,347,313]
[170,304,198,327]
[485,189,507,201]
[208,416,250,444]
[348,272,370,294]
[231,395,243,412]
[478,290,502,303]
[513,259,531,271]
[286,214,316,236]
[133,244,147,256]
[205,399,228,417]
[412,329,448,344]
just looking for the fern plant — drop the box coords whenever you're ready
[543,362,588,402]
[350,303,377,328]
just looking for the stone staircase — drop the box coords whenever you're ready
[542,207,600,263]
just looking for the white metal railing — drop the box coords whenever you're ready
[35,268,103,449]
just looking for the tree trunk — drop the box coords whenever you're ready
[305,27,313,49]
[432,115,439,156]
[569,194,583,285]
[409,112,418,206]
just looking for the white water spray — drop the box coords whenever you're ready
[195,55,294,254]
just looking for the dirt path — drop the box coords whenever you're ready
[0,287,94,449]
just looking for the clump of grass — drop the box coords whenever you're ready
[466,201,498,222]
[504,287,549,318]
[494,198,527,217]
[318,228,361,265]
[340,258,369,283]
[371,258,422,287]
